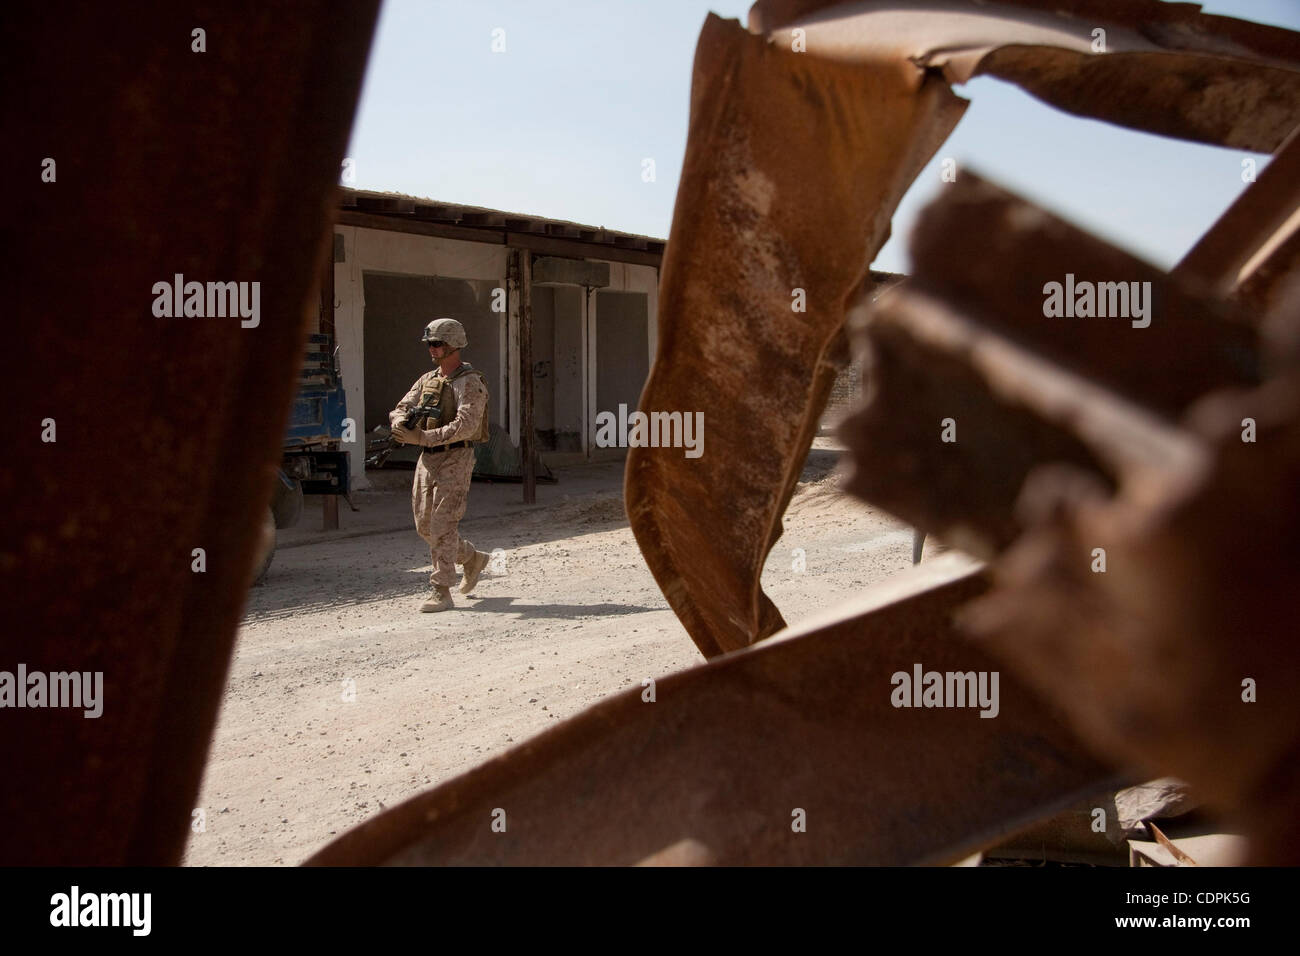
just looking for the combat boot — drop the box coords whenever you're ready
[460,549,490,594]
[421,585,453,613]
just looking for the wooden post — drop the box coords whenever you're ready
[319,236,335,340]
[507,251,521,445]
[322,243,340,531]
[520,250,536,504]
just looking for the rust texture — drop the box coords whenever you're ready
[836,114,1299,864]
[626,13,966,659]
[753,0,1300,150]
[0,2,380,864]
[839,175,1263,555]
[630,1,1299,662]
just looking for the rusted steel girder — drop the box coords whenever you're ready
[1175,127,1300,297]
[626,3,1300,661]
[601,0,1298,865]
[0,2,380,865]
[963,374,1300,863]
[839,170,1300,862]
[840,174,1262,555]
[626,13,967,659]
[751,0,1300,152]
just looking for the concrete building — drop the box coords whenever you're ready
[329,189,665,490]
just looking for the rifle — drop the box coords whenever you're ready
[365,402,443,467]
[398,401,443,433]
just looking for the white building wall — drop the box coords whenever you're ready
[333,223,659,487]
[334,225,509,489]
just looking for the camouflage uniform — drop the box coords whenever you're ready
[391,366,490,588]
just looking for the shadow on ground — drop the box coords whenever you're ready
[245,445,847,622]
[243,504,645,622]
[463,596,662,619]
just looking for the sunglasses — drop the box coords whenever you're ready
[427,340,446,348]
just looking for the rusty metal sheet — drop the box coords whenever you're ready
[0,2,379,864]
[962,373,1300,863]
[1237,228,1300,322]
[839,288,1112,556]
[837,173,1260,554]
[598,0,1299,865]
[626,13,967,659]
[629,4,1297,661]
[903,175,1262,418]
[751,0,1300,152]
[836,165,1299,861]
[308,556,1119,865]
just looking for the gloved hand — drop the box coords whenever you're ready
[390,423,423,445]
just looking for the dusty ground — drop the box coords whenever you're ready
[183,437,919,865]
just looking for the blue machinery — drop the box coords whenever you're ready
[280,332,354,530]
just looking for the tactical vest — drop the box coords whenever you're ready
[416,362,490,444]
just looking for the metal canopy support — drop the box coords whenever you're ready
[520,250,537,504]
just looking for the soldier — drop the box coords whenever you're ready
[389,318,492,612]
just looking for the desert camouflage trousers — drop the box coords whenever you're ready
[412,446,478,587]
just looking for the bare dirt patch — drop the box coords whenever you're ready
[183,441,915,865]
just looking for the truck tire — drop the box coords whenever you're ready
[251,505,276,586]
[271,474,304,529]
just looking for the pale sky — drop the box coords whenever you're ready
[346,0,1299,273]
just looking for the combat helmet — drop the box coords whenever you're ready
[421,317,468,349]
